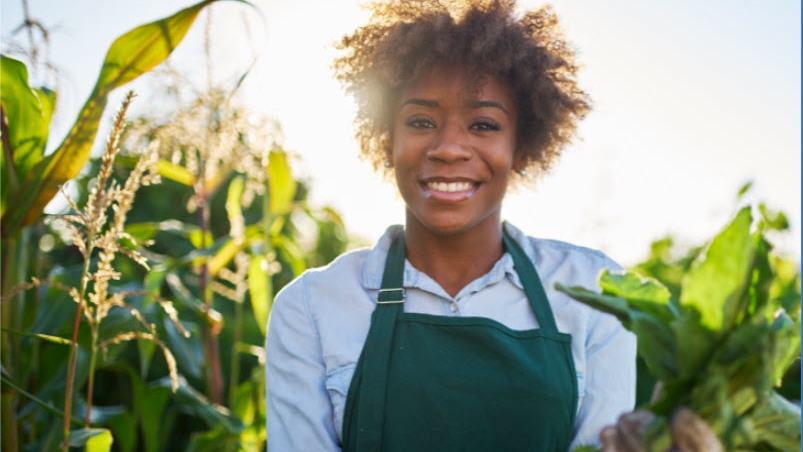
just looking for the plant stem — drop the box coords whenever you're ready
[62,250,94,451]
[198,192,223,404]
[1,233,20,452]
[84,323,99,427]
[21,0,38,74]
[228,296,243,408]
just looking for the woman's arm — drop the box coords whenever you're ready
[266,276,341,451]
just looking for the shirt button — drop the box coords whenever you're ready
[449,302,458,313]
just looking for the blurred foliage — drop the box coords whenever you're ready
[1,1,349,451]
[560,193,801,450]
[628,184,801,408]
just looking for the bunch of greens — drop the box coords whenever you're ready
[557,207,801,451]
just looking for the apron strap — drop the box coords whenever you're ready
[502,229,560,333]
[350,232,406,450]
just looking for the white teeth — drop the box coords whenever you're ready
[426,181,472,192]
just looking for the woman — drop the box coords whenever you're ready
[266,1,636,450]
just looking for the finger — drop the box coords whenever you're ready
[616,410,652,452]
[670,407,723,452]
[599,425,620,451]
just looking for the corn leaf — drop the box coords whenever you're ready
[155,159,196,186]
[0,55,55,218]
[274,234,307,278]
[139,384,171,452]
[0,327,71,345]
[205,176,247,277]
[268,149,296,215]
[68,428,113,451]
[248,254,272,336]
[2,0,253,235]
[155,376,245,433]
[208,228,267,277]
[107,411,136,452]
[125,220,203,248]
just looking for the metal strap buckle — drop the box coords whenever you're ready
[377,288,405,304]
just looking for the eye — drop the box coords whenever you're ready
[405,116,435,129]
[470,120,501,132]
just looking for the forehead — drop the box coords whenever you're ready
[399,65,515,108]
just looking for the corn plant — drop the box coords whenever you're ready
[115,69,348,449]
[1,1,254,450]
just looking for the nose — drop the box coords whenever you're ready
[427,121,472,162]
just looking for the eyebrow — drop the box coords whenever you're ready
[400,98,438,109]
[468,100,510,115]
[400,98,510,115]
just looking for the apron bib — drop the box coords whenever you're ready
[343,230,578,451]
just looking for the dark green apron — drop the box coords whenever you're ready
[342,230,578,451]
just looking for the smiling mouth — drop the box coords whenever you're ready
[424,181,475,193]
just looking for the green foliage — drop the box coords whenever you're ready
[556,204,802,451]
[68,429,114,451]
[0,1,353,451]
[1,0,253,237]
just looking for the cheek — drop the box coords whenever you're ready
[493,142,517,172]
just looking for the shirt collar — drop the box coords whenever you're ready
[361,222,534,292]
[362,224,403,290]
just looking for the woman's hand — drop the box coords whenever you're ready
[599,407,723,452]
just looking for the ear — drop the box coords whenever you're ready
[383,140,394,168]
[512,150,527,174]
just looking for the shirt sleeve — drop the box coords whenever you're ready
[266,275,341,451]
[570,291,638,449]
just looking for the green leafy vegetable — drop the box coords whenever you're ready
[556,206,801,451]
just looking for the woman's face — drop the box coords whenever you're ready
[390,65,518,237]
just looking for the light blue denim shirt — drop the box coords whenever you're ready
[266,222,637,451]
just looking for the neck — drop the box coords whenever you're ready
[403,216,505,298]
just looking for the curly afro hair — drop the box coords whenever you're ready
[332,0,591,182]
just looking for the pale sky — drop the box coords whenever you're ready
[2,0,800,266]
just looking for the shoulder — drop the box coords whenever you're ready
[504,222,628,334]
[504,222,622,288]
[530,237,622,280]
[273,246,373,307]
[271,225,402,325]
[277,224,401,299]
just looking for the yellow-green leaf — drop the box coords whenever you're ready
[268,149,296,215]
[249,254,272,336]
[226,175,245,231]
[85,429,114,452]
[0,327,71,345]
[3,0,253,235]
[208,239,243,277]
[678,207,755,331]
[599,270,674,324]
[68,428,113,451]
[0,55,55,217]
[156,159,196,186]
[188,229,215,251]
